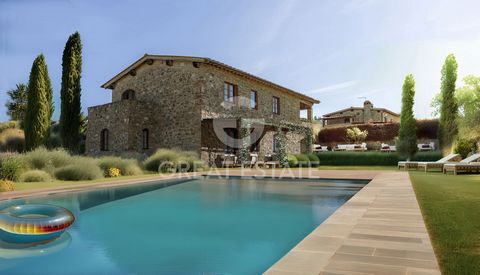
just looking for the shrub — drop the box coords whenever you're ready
[345,127,368,143]
[287,154,298,167]
[0,180,15,192]
[307,153,320,167]
[144,149,204,173]
[144,149,180,172]
[295,154,311,167]
[21,147,73,171]
[105,167,121,178]
[316,151,443,166]
[97,156,143,176]
[0,121,19,132]
[453,137,477,159]
[54,157,103,181]
[20,169,51,182]
[0,128,25,153]
[0,156,25,181]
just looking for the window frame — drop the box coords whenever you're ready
[142,129,149,150]
[100,129,109,151]
[250,90,258,110]
[223,82,237,103]
[121,89,135,100]
[272,96,280,114]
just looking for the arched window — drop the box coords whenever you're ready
[142,129,149,149]
[121,89,135,100]
[100,129,109,151]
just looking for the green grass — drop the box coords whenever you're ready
[410,171,480,274]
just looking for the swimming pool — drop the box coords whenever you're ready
[0,176,367,274]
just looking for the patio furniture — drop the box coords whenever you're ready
[264,154,280,168]
[398,153,460,171]
[443,153,480,175]
[313,144,328,152]
[243,153,259,168]
[221,154,238,168]
[380,143,396,152]
[334,143,367,151]
[417,142,435,152]
[417,154,461,172]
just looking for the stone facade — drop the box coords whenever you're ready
[322,100,400,127]
[86,55,319,162]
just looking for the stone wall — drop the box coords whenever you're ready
[86,100,161,157]
[325,101,400,127]
[89,58,314,160]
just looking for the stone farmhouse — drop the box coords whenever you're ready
[86,55,320,164]
[322,100,399,127]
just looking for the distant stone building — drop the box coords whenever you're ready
[86,55,319,163]
[322,100,399,127]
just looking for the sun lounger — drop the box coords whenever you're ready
[443,153,480,175]
[417,142,435,152]
[381,143,396,152]
[313,144,328,152]
[398,153,460,170]
[417,154,461,172]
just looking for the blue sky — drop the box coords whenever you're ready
[1,0,480,121]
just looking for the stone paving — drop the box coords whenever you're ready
[264,171,440,275]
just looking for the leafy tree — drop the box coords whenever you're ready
[59,32,83,153]
[438,54,458,151]
[396,74,417,159]
[24,54,53,151]
[5,83,28,124]
[345,127,368,144]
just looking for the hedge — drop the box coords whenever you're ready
[316,151,443,166]
[318,119,439,143]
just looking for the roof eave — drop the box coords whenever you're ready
[100,54,320,105]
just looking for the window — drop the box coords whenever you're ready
[273,134,278,152]
[142,129,149,149]
[223,82,236,103]
[272,96,280,114]
[100,129,109,151]
[250,90,258,109]
[121,89,135,100]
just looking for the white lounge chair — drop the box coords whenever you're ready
[398,153,460,170]
[381,143,396,152]
[313,144,328,152]
[417,154,461,172]
[334,143,367,152]
[418,142,435,152]
[443,153,480,175]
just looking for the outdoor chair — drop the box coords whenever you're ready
[443,153,480,175]
[380,143,396,152]
[417,154,461,172]
[398,153,460,170]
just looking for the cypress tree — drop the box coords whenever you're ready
[59,32,82,153]
[438,54,458,151]
[396,74,417,159]
[24,54,53,151]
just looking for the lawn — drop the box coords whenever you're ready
[410,171,480,274]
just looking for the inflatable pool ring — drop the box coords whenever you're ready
[0,204,75,244]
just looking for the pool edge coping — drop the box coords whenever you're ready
[264,171,441,274]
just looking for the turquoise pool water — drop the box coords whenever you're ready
[0,177,367,274]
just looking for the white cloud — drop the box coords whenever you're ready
[306,81,356,95]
